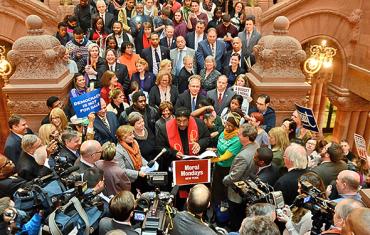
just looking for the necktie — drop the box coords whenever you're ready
[211,44,215,57]
[154,48,160,75]
[101,117,110,131]
[191,97,196,112]
[247,32,251,47]
[110,65,113,71]
[176,50,184,75]
[218,93,222,104]
[168,38,171,48]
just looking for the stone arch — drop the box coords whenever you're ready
[288,10,354,89]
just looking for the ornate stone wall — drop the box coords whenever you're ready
[2,15,73,132]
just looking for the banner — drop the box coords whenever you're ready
[234,86,251,114]
[173,159,211,186]
[70,89,101,118]
[354,133,368,160]
[295,104,319,132]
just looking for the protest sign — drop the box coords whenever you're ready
[295,104,319,132]
[70,89,101,118]
[234,86,251,114]
[354,133,368,160]
[173,159,211,186]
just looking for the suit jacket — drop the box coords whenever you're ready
[16,151,51,181]
[59,145,79,166]
[114,143,148,182]
[149,85,178,108]
[238,29,261,55]
[175,67,194,94]
[140,46,171,73]
[222,50,248,73]
[92,12,115,34]
[131,71,156,93]
[99,218,139,235]
[185,31,206,50]
[74,157,93,174]
[207,88,235,115]
[111,62,130,95]
[223,142,259,203]
[174,90,206,111]
[4,132,22,165]
[257,163,281,187]
[160,37,176,49]
[170,47,196,75]
[195,39,226,72]
[93,112,119,145]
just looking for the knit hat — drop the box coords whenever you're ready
[226,112,241,127]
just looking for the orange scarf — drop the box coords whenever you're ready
[120,140,142,170]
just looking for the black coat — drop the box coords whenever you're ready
[4,132,22,165]
[120,105,159,135]
[111,62,130,96]
[91,12,115,34]
[59,145,79,166]
[175,67,193,94]
[274,168,308,205]
[185,31,206,49]
[257,163,281,187]
[149,85,178,108]
[160,37,176,49]
[174,90,207,112]
[16,151,51,181]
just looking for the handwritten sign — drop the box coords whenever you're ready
[70,89,101,118]
[295,104,319,132]
[173,159,211,186]
[354,133,368,160]
[234,86,251,114]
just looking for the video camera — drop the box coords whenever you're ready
[292,180,336,235]
[232,178,285,209]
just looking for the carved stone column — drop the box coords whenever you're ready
[328,84,370,149]
[2,15,73,131]
[247,16,310,125]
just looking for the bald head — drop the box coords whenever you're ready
[187,184,210,215]
[343,208,370,235]
[337,170,360,194]
[80,140,102,164]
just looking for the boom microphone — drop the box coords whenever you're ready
[147,148,167,168]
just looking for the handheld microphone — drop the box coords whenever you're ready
[147,148,167,168]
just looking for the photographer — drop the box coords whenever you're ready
[277,172,326,235]
[171,184,217,235]
[99,191,138,235]
[0,154,26,198]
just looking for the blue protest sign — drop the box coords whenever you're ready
[70,89,101,118]
[295,104,319,132]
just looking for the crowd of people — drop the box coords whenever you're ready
[1,0,370,234]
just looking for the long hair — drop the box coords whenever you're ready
[269,127,289,151]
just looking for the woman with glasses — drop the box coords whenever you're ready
[49,108,69,132]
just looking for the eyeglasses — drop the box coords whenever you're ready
[90,151,102,157]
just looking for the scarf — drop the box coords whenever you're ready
[223,129,239,140]
[120,140,142,170]
[166,117,198,155]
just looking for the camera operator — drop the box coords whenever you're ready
[0,154,26,198]
[99,191,139,235]
[342,207,370,235]
[0,196,43,235]
[245,203,277,222]
[277,172,326,235]
[239,216,280,235]
[16,135,51,181]
[74,140,102,174]
[59,130,82,166]
[321,198,364,235]
[171,184,217,235]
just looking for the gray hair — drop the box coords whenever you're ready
[21,134,39,152]
[335,198,364,220]
[239,123,258,142]
[204,55,216,67]
[127,112,144,126]
[61,129,79,144]
[183,55,194,64]
[284,143,307,169]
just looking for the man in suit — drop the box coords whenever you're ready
[176,55,196,94]
[99,191,139,235]
[254,147,280,187]
[93,98,120,145]
[16,134,51,181]
[74,140,102,174]
[160,25,176,50]
[238,15,261,57]
[196,28,226,72]
[59,130,82,166]
[140,32,170,75]
[175,75,206,112]
[223,123,259,231]
[93,0,115,34]
[129,3,152,36]
[223,37,249,73]
[185,20,206,50]
[4,114,29,165]
[207,75,235,115]
[170,36,196,76]
[106,49,130,95]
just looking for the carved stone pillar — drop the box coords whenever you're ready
[247,16,310,125]
[244,6,263,32]
[2,15,73,131]
[328,84,370,149]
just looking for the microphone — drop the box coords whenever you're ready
[60,165,80,176]
[147,148,167,168]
